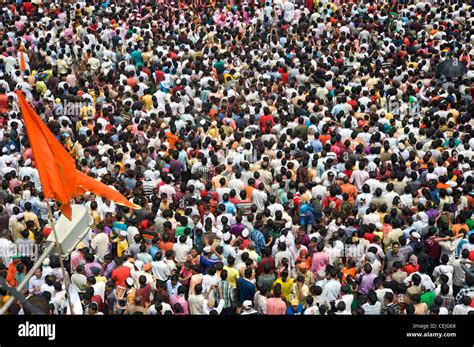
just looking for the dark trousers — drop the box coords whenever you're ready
[221,306,235,315]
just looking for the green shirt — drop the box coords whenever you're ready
[175,226,188,238]
[214,61,225,74]
[466,219,474,231]
[421,290,435,309]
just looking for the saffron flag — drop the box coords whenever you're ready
[74,170,140,210]
[16,91,77,219]
[17,91,139,219]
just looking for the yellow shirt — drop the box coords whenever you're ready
[114,238,129,257]
[223,266,240,288]
[95,275,107,283]
[36,81,47,96]
[142,94,153,110]
[24,211,40,230]
[273,277,294,301]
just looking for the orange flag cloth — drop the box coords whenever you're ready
[17,91,139,219]
[16,90,77,219]
[74,170,140,210]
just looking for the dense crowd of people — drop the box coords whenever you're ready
[0,0,473,316]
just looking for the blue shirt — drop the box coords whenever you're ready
[236,278,256,305]
[310,139,323,153]
[200,255,219,275]
[251,229,266,256]
[148,244,160,260]
[223,201,237,215]
[286,304,303,315]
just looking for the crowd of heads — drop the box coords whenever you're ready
[0,0,473,315]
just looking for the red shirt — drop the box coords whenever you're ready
[91,295,104,311]
[257,256,276,275]
[322,196,341,211]
[23,2,34,16]
[0,94,8,113]
[111,266,131,287]
[137,284,152,305]
[155,70,165,84]
[319,134,331,145]
[259,114,275,133]
[363,232,376,243]
[403,263,420,275]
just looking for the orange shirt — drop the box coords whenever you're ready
[127,77,137,88]
[319,134,331,145]
[159,241,174,253]
[6,262,19,287]
[244,185,255,200]
[166,132,179,150]
[451,223,469,236]
[436,182,450,190]
[342,266,356,281]
[340,183,358,203]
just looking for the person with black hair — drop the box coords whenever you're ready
[453,295,474,315]
[236,267,256,306]
[266,284,286,315]
[381,291,400,315]
[361,290,381,315]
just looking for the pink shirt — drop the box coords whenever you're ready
[266,297,286,315]
[70,250,84,273]
[311,252,329,273]
[170,294,189,315]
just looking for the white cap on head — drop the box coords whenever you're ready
[223,232,231,242]
[242,300,252,308]
[120,230,128,237]
[242,228,250,238]
[126,277,134,286]
[203,246,212,253]
[24,159,32,166]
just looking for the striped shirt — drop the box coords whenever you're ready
[455,285,474,304]
[215,280,235,309]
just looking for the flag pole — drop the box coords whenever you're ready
[47,200,75,315]
[0,242,56,315]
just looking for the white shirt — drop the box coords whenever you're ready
[322,279,341,302]
[90,232,110,261]
[453,304,474,315]
[173,242,192,263]
[151,260,171,282]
